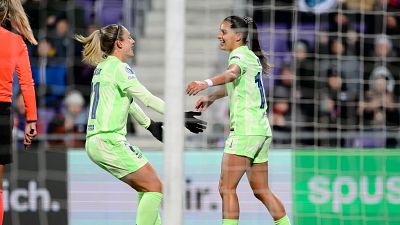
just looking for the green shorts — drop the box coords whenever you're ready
[85,133,148,179]
[224,133,272,163]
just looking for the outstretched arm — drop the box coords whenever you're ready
[115,63,165,114]
[194,86,227,112]
[126,82,165,114]
[186,64,241,96]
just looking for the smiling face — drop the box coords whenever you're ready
[217,21,243,52]
[117,27,135,58]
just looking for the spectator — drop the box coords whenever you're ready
[47,90,88,148]
[294,40,317,145]
[358,66,400,146]
[317,30,330,55]
[346,29,361,56]
[320,37,361,101]
[37,38,56,58]
[294,40,316,100]
[50,17,70,63]
[270,64,297,144]
[31,38,67,108]
[319,68,357,146]
[364,35,400,100]
[329,10,351,34]
[373,34,397,58]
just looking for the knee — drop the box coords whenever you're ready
[153,179,163,193]
[218,182,236,197]
[253,191,264,201]
[140,178,163,193]
[252,188,270,201]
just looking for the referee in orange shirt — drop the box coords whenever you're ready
[0,0,38,223]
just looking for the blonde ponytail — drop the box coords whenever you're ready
[74,30,105,66]
[7,0,37,45]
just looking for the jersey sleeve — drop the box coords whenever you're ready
[115,63,140,91]
[228,53,247,76]
[115,63,165,114]
[125,84,165,114]
[15,36,37,122]
[129,100,151,129]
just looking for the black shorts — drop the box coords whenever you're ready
[0,102,13,165]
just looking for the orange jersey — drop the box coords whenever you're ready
[0,26,37,121]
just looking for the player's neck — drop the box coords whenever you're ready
[109,52,126,62]
[229,43,245,52]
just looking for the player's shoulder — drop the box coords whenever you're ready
[0,27,24,47]
[116,62,137,81]
[0,27,20,39]
[120,63,136,75]
[229,46,250,61]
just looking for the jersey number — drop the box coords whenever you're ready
[255,72,265,109]
[91,82,100,119]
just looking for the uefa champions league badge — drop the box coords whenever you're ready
[125,65,135,74]
[125,65,137,80]
[93,68,102,75]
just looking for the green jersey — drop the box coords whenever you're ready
[86,56,164,138]
[226,45,271,136]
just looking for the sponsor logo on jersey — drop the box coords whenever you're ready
[127,75,136,80]
[87,124,95,131]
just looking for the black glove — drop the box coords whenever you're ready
[185,111,207,133]
[147,120,163,142]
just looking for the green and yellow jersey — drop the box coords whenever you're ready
[226,45,271,136]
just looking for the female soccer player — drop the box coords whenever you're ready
[75,24,205,225]
[0,0,38,223]
[186,16,291,225]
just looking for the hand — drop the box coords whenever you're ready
[194,96,214,112]
[186,81,208,96]
[146,120,163,142]
[185,111,207,133]
[24,122,37,150]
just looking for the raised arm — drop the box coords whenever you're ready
[186,64,241,96]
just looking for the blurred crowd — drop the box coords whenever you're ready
[12,0,103,149]
[10,0,400,149]
[12,0,139,150]
[258,0,400,147]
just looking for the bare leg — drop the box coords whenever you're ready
[121,162,162,192]
[219,153,250,219]
[246,162,286,221]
